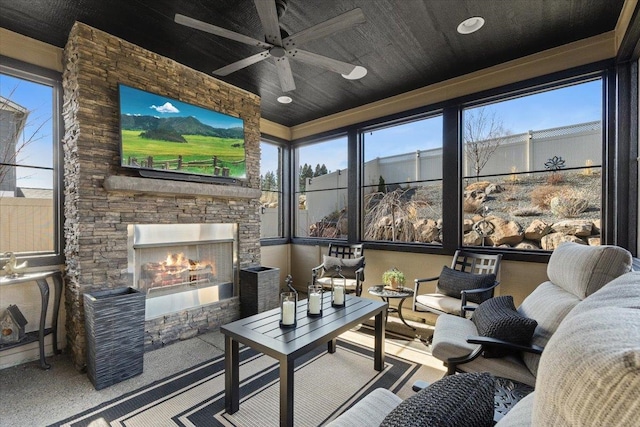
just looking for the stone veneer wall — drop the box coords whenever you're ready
[62,22,262,370]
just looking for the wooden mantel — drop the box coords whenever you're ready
[103,176,262,199]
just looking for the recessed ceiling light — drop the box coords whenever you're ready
[457,16,485,34]
[277,96,293,104]
[341,65,368,80]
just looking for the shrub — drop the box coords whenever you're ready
[531,185,563,209]
[550,196,589,218]
[511,207,543,217]
[546,172,564,185]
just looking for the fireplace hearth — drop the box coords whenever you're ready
[127,223,238,319]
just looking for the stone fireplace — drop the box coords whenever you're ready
[62,23,262,370]
[128,223,237,319]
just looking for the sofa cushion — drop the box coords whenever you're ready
[326,388,402,427]
[546,242,632,298]
[380,372,495,427]
[472,296,538,357]
[531,271,640,426]
[516,243,631,377]
[436,266,496,304]
[322,255,365,280]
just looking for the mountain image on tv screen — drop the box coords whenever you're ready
[118,84,246,179]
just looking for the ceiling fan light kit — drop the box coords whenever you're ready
[457,16,485,34]
[175,0,367,92]
[342,65,368,80]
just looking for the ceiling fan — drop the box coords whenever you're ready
[175,0,367,92]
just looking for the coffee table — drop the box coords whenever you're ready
[221,292,387,427]
[368,285,415,330]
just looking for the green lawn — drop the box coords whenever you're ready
[121,130,245,177]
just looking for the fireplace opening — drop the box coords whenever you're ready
[128,223,237,319]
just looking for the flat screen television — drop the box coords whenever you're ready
[118,84,246,181]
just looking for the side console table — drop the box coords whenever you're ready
[0,270,63,369]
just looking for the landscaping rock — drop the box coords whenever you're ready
[485,183,504,194]
[552,220,593,236]
[515,240,541,250]
[463,230,483,246]
[485,217,524,246]
[463,218,474,232]
[415,219,439,242]
[524,219,552,240]
[540,232,585,250]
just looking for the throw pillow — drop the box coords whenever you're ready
[379,372,495,427]
[472,295,538,357]
[436,266,496,304]
[322,255,365,280]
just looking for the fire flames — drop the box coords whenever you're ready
[140,252,213,290]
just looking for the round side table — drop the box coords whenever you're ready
[368,285,415,330]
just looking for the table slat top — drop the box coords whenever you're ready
[221,294,386,359]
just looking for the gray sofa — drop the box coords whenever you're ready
[327,269,640,426]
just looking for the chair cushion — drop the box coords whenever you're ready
[436,266,496,304]
[472,296,538,357]
[432,314,537,386]
[316,277,359,292]
[379,372,495,427]
[322,255,365,280]
[415,293,478,316]
[546,242,632,299]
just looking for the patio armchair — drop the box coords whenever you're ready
[312,243,365,296]
[413,250,502,317]
[431,242,632,387]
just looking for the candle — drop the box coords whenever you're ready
[282,300,296,325]
[309,292,321,314]
[333,286,344,305]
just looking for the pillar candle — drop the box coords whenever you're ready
[309,292,321,314]
[333,286,344,305]
[282,300,296,325]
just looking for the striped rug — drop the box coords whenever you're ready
[52,328,438,427]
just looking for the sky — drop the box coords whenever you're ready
[1,73,54,189]
[119,84,243,129]
[261,79,602,176]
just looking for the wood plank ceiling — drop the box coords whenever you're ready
[0,0,626,127]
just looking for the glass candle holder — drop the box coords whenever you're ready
[279,291,297,328]
[307,284,323,317]
[331,278,346,307]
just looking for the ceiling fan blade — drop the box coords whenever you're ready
[213,51,271,76]
[254,0,283,46]
[274,56,296,92]
[283,8,365,47]
[289,49,356,76]
[175,13,272,49]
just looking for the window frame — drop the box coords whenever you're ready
[259,134,289,246]
[0,55,64,267]
[291,132,350,242]
[285,59,633,260]
[359,111,445,246]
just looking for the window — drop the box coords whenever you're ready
[0,59,62,264]
[461,79,603,251]
[260,140,282,238]
[362,115,443,244]
[295,136,348,239]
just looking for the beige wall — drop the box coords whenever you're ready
[286,243,547,324]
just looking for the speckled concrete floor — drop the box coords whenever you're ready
[0,331,226,427]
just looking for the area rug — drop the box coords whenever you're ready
[51,339,423,427]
